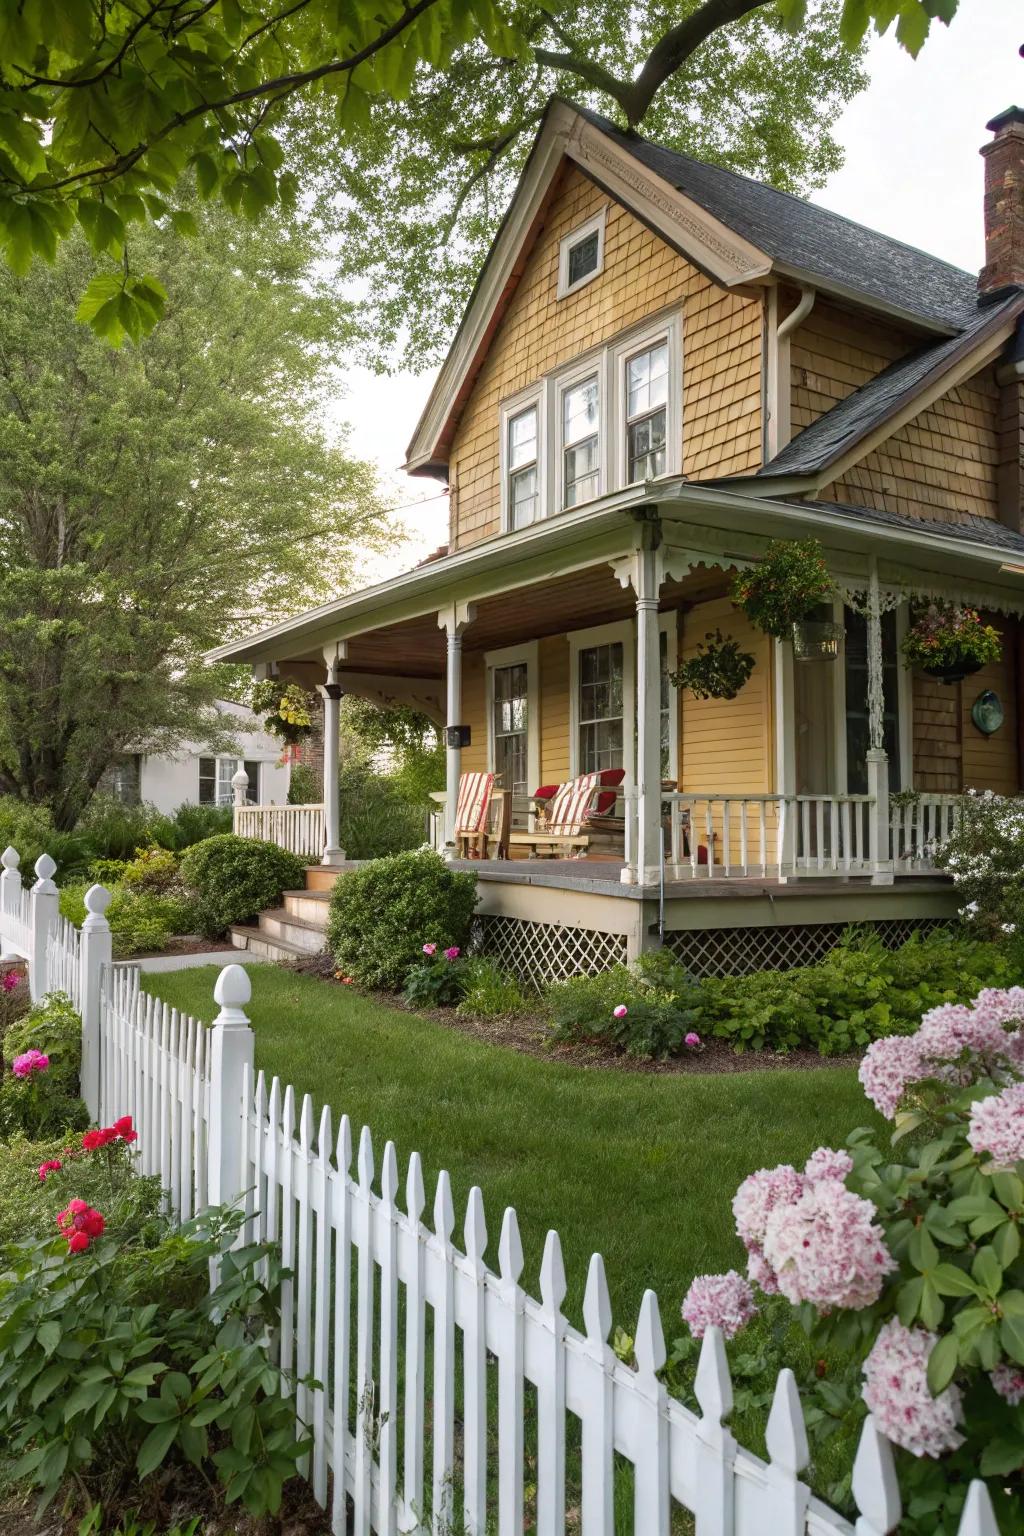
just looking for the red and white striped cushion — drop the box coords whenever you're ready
[546,772,601,835]
[454,771,494,834]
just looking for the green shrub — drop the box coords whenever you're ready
[76,796,162,861]
[89,856,130,885]
[0,1131,163,1248]
[60,882,196,958]
[338,762,429,859]
[936,790,1024,938]
[327,848,478,989]
[0,797,92,884]
[179,834,305,938]
[456,958,529,1018]
[546,962,704,1058]
[121,846,181,893]
[287,761,320,805]
[403,949,466,1008]
[159,802,233,850]
[0,1206,306,1518]
[0,992,87,1139]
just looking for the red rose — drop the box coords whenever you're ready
[81,1130,103,1151]
[67,1198,88,1215]
[67,1232,90,1253]
[83,1210,105,1238]
[112,1115,134,1138]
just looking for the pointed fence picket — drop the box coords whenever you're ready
[2,848,1006,1535]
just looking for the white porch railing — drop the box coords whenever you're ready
[234,802,325,860]
[890,793,963,873]
[667,793,876,879]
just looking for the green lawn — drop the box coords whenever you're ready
[143,964,880,1337]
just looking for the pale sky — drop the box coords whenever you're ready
[338,0,1023,580]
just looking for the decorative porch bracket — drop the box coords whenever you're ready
[318,641,347,866]
[438,602,477,854]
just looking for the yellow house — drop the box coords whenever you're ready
[214,101,1024,983]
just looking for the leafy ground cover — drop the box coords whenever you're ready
[142,965,879,1327]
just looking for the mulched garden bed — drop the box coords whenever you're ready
[292,954,858,1076]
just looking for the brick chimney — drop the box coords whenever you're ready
[980,106,1024,295]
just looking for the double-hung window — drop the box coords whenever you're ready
[507,406,539,529]
[578,642,624,773]
[562,375,600,508]
[199,756,260,805]
[625,341,669,482]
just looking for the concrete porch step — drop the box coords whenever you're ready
[282,889,331,927]
[304,863,358,894]
[258,907,328,954]
[229,924,309,963]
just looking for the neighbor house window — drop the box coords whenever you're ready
[106,754,141,806]
[557,209,606,299]
[562,375,600,508]
[578,642,624,773]
[199,757,260,805]
[625,341,669,482]
[507,405,539,529]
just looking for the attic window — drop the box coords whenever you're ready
[557,209,606,299]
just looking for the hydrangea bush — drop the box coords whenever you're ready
[682,986,1024,1530]
[937,790,1024,941]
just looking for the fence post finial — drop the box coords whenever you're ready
[79,884,113,1121]
[957,1480,1001,1536]
[207,963,256,1211]
[852,1414,901,1535]
[28,851,59,1003]
[231,767,249,809]
[0,847,20,962]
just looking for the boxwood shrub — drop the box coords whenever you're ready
[327,848,478,989]
[179,834,306,938]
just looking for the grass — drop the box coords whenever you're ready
[142,965,881,1334]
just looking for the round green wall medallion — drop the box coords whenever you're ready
[971,690,1004,736]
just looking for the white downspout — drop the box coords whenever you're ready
[767,285,815,460]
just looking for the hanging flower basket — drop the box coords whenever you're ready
[731,538,835,641]
[791,618,845,662]
[669,629,756,700]
[249,679,317,743]
[901,603,1001,687]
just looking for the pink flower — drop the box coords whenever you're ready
[422,943,437,956]
[762,1179,896,1312]
[804,1147,853,1184]
[858,1035,926,1120]
[37,1159,62,1182]
[862,1320,964,1458]
[991,1363,1024,1406]
[11,1049,49,1078]
[684,1031,701,1048]
[967,1082,1024,1169]
[681,1271,757,1340]
[732,1164,805,1253]
[57,1201,105,1254]
[1,970,20,993]
[613,1004,628,1019]
[444,946,460,961]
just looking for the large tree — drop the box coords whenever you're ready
[0,203,396,826]
[0,0,961,346]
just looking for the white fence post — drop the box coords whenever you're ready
[0,846,20,961]
[866,750,894,886]
[29,853,59,1003]
[852,1414,901,1535]
[79,884,112,1121]
[206,964,256,1210]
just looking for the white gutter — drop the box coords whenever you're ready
[765,285,815,460]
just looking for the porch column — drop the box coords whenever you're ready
[614,535,663,887]
[318,642,346,866]
[865,561,893,886]
[438,604,477,853]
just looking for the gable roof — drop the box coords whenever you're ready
[573,106,980,333]
[405,99,989,477]
[753,290,1024,483]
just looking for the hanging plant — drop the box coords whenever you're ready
[731,538,835,641]
[670,630,756,701]
[901,603,1001,685]
[250,679,317,743]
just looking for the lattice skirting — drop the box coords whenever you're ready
[474,915,627,991]
[664,918,949,980]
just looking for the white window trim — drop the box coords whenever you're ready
[485,641,540,818]
[568,619,635,788]
[552,355,606,513]
[660,611,679,784]
[499,385,546,533]
[611,313,683,488]
[556,207,607,300]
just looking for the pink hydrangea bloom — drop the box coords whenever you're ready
[684,1031,701,1048]
[732,1164,805,1252]
[11,1049,49,1078]
[917,999,1012,1067]
[991,1363,1024,1406]
[746,1249,779,1295]
[613,1004,628,1019]
[681,1271,757,1340]
[762,1179,895,1311]
[858,1034,926,1119]
[862,1320,964,1458]
[444,946,460,961]
[967,1082,1024,1170]
[804,1147,853,1183]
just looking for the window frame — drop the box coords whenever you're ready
[485,641,540,825]
[556,208,607,300]
[554,356,604,512]
[568,619,635,787]
[499,385,546,532]
[611,314,683,489]
[199,754,261,805]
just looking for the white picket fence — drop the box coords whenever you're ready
[0,844,1005,1534]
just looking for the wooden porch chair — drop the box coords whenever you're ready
[508,769,621,858]
[453,771,496,858]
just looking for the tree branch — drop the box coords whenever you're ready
[620,0,775,125]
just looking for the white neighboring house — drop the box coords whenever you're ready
[104,699,291,814]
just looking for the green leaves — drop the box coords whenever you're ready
[75,272,167,346]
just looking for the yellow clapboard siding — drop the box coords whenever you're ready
[679,598,773,797]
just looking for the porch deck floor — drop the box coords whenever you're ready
[450,857,953,900]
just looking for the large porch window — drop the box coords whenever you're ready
[578,641,624,772]
[492,663,529,796]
